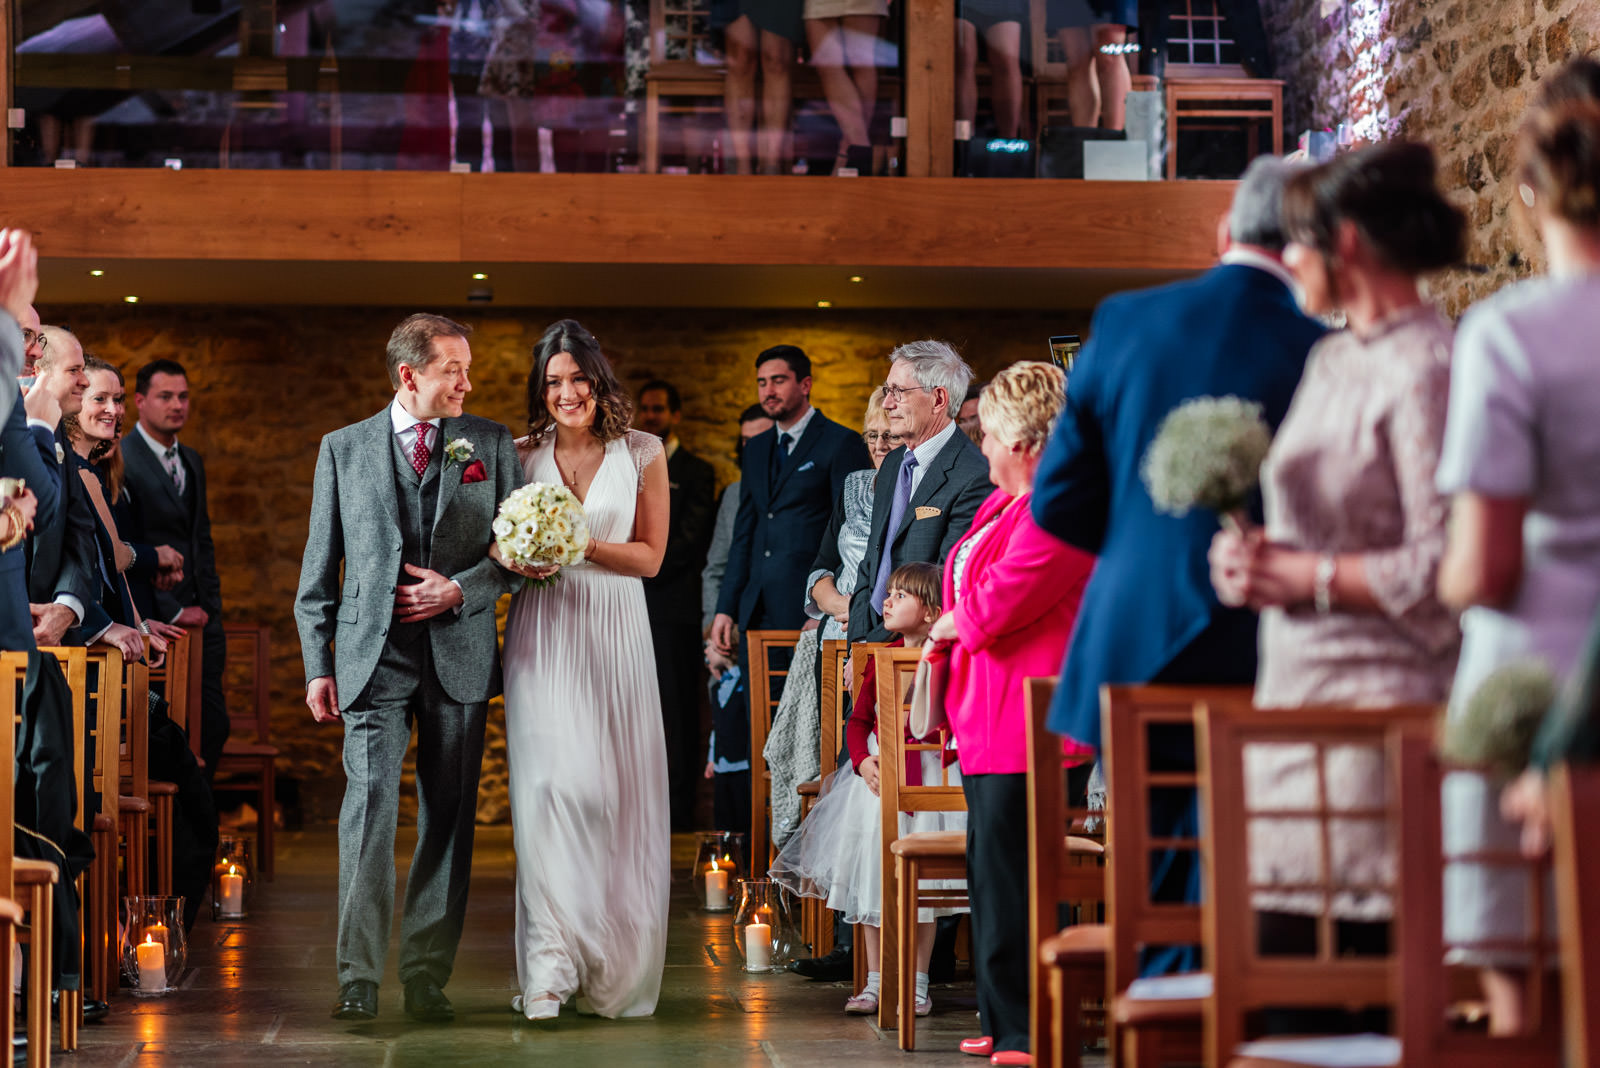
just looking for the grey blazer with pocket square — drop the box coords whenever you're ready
[294,408,523,709]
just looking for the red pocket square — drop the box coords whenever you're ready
[461,460,488,484]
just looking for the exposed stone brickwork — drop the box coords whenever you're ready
[1262,0,1600,313]
[59,304,1086,823]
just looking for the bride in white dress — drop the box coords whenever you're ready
[498,319,672,1020]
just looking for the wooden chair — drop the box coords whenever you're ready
[1027,677,1106,1068]
[0,654,39,1066]
[877,646,969,1048]
[847,642,888,996]
[116,652,151,898]
[1392,737,1562,1068]
[1162,71,1283,180]
[215,622,280,880]
[745,629,803,873]
[1548,761,1600,1068]
[144,627,192,895]
[1197,701,1436,1067]
[78,649,125,1009]
[796,638,849,959]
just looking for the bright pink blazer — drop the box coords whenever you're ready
[937,488,1094,775]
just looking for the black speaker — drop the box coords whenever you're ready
[1036,126,1128,179]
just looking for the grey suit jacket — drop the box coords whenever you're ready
[848,427,991,643]
[294,407,524,710]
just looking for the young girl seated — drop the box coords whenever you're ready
[770,562,967,1017]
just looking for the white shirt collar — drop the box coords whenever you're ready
[663,433,681,460]
[389,395,442,435]
[776,404,817,442]
[906,419,958,470]
[1220,247,1299,293]
[135,420,176,459]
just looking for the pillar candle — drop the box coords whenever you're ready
[146,921,169,953]
[705,868,729,910]
[136,937,166,993]
[744,922,772,970]
[221,867,244,917]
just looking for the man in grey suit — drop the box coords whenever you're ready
[295,314,522,1024]
[846,340,991,643]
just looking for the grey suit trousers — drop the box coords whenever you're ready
[337,633,487,988]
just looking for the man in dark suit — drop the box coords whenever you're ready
[0,232,54,653]
[846,340,990,644]
[123,358,230,775]
[1032,156,1324,974]
[637,378,718,831]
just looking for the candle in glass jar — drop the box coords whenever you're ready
[137,936,166,992]
[146,921,169,953]
[744,921,772,970]
[705,863,729,910]
[220,865,244,916]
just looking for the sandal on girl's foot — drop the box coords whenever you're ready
[512,993,560,1020]
[914,992,932,1017]
[960,1036,994,1057]
[843,990,879,1014]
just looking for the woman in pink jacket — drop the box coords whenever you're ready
[924,361,1094,1065]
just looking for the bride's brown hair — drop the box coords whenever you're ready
[525,319,633,445]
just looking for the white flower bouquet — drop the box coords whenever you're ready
[492,482,590,586]
[1440,660,1557,779]
[1141,395,1273,532]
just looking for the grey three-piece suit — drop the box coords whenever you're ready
[294,405,522,988]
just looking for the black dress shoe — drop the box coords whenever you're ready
[13,1033,26,1067]
[403,976,454,1023]
[789,946,852,981]
[332,979,379,1021]
[82,999,109,1023]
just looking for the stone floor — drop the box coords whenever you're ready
[62,827,1110,1067]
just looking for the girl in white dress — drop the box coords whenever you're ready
[769,561,967,1018]
[496,319,672,1021]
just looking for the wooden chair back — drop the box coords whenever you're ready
[82,649,124,830]
[745,629,802,870]
[818,639,848,784]
[1101,684,1252,1006]
[119,653,150,805]
[1027,676,1105,1066]
[1396,736,1563,1068]
[1549,761,1600,1068]
[39,647,89,834]
[221,622,271,742]
[1197,700,1436,1061]
[150,626,192,739]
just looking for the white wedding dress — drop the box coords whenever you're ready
[503,429,671,1019]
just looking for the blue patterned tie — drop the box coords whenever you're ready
[870,452,918,613]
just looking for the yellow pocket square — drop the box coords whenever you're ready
[914,506,942,520]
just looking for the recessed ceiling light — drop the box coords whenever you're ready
[849,275,863,283]
[89,269,104,277]
[472,272,488,280]
[124,295,139,303]
[816,300,832,308]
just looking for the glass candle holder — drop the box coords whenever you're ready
[691,831,746,911]
[211,835,254,920]
[121,896,187,997]
[730,879,797,973]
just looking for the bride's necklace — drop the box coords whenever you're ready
[554,441,603,489]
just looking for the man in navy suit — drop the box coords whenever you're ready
[0,232,55,652]
[1032,156,1324,974]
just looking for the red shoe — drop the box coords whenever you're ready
[959,1037,993,1057]
[990,1053,1033,1066]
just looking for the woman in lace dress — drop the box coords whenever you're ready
[1209,142,1465,956]
[498,319,671,1020]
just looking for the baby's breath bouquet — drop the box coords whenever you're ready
[1141,395,1273,532]
[492,482,590,587]
[1440,660,1557,779]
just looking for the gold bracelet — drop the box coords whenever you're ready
[0,502,24,553]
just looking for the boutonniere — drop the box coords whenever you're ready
[445,438,476,465]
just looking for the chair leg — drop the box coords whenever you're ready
[878,857,899,1032]
[26,884,51,1068]
[897,856,918,1051]
[152,797,173,896]
[852,922,866,994]
[259,767,276,881]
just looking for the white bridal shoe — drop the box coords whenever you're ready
[512,993,561,1020]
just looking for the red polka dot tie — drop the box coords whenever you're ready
[411,423,432,476]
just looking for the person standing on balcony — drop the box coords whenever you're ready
[722,0,805,173]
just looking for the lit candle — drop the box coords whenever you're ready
[744,921,772,970]
[220,865,244,917]
[146,921,169,953]
[136,935,166,993]
[705,861,729,910]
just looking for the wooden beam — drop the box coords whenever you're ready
[3,169,1236,272]
[904,0,955,178]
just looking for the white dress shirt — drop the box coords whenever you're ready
[389,396,442,458]
[903,418,959,497]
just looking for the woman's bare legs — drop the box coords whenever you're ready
[1093,23,1132,130]
[758,29,796,173]
[1482,968,1529,1036]
[1058,26,1098,127]
[984,20,1024,138]
[844,15,883,141]
[724,15,760,174]
[806,17,871,161]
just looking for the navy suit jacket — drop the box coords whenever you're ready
[1032,263,1324,749]
[0,379,63,651]
[716,410,872,629]
[24,425,110,644]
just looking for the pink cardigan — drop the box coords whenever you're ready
[936,488,1094,775]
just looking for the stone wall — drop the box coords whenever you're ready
[1261,0,1600,313]
[60,304,1087,824]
